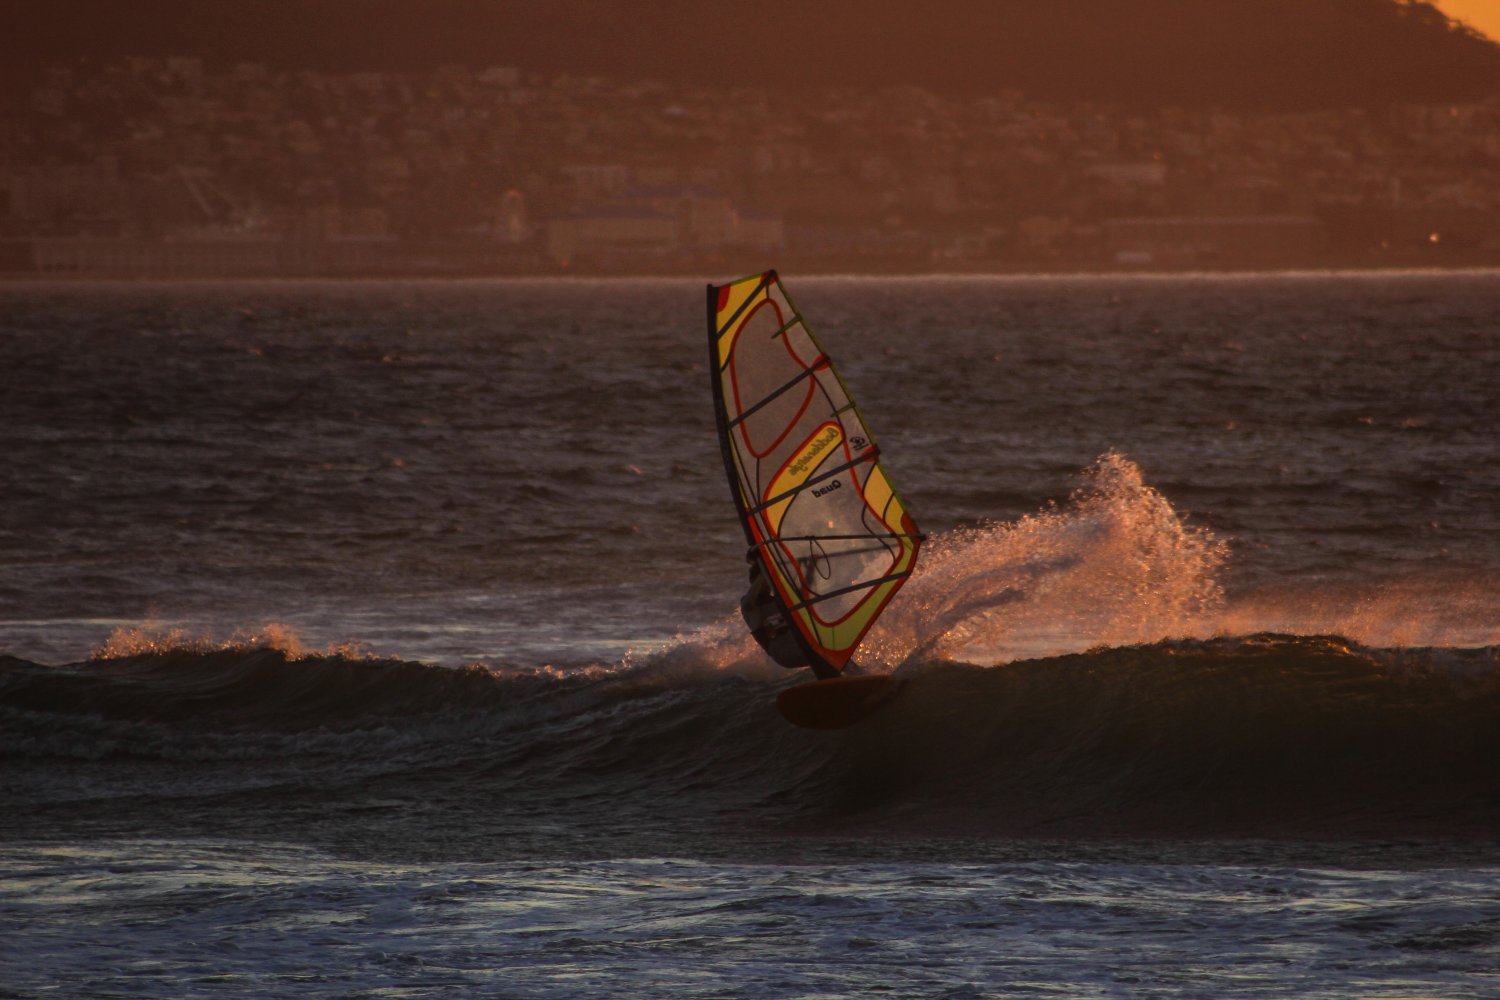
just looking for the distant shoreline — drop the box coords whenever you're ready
[5,259,1498,284]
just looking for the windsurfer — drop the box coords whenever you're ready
[741,551,838,679]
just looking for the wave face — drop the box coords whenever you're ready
[5,633,1498,852]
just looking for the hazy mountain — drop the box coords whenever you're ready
[9,0,1500,109]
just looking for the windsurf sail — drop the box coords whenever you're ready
[708,270,921,674]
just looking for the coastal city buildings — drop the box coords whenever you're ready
[2,57,1498,275]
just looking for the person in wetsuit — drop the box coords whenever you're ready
[740,550,839,679]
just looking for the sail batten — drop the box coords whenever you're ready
[708,270,921,673]
[726,357,828,428]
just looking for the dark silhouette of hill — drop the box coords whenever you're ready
[9,0,1500,109]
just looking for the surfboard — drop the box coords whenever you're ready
[775,674,901,729]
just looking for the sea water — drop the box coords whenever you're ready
[2,272,1498,997]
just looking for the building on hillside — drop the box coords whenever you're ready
[545,189,783,265]
[547,204,679,266]
[495,189,530,243]
[733,209,785,254]
[1101,215,1328,265]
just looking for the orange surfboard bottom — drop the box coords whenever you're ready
[775,674,899,730]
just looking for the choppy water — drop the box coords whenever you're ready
[3,272,1499,997]
[6,841,1499,998]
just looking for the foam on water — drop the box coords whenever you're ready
[1217,574,1500,650]
[862,452,1228,667]
[92,620,375,661]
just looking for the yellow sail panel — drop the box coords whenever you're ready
[714,277,768,368]
[863,465,897,529]
[708,270,921,673]
[763,423,843,533]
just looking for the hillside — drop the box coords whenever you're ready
[8,0,1500,109]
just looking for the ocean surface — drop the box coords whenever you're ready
[2,271,1498,997]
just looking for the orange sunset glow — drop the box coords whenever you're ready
[1434,0,1500,41]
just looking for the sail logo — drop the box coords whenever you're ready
[787,425,840,478]
[813,479,843,497]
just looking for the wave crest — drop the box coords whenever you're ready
[6,633,1498,838]
[93,622,373,662]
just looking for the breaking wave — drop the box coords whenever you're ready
[864,452,1228,667]
[6,453,1497,844]
[5,631,1498,840]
